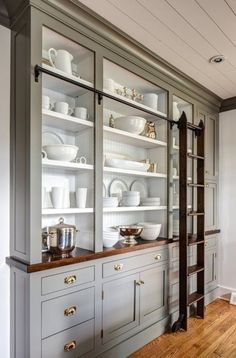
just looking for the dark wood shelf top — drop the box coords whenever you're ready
[6,237,172,273]
[188,292,204,306]
[6,229,220,273]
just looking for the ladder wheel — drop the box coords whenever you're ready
[172,320,181,332]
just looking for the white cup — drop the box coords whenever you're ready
[51,187,65,209]
[55,101,73,115]
[104,78,114,92]
[143,93,158,110]
[42,95,52,110]
[76,188,87,208]
[74,107,89,120]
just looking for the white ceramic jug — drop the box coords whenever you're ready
[48,48,73,75]
[173,101,180,122]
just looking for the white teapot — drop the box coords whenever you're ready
[48,48,73,75]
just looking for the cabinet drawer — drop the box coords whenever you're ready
[42,287,95,339]
[205,237,217,250]
[169,244,193,260]
[103,249,167,278]
[42,319,94,358]
[41,266,95,295]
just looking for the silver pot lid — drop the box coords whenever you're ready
[43,217,77,232]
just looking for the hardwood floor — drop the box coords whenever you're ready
[130,300,236,358]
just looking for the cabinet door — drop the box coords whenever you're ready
[205,181,218,231]
[205,114,218,179]
[102,273,139,343]
[140,265,167,324]
[205,248,217,293]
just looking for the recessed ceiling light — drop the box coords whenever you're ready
[209,55,226,64]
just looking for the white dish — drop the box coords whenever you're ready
[109,178,128,201]
[42,131,64,146]
[104,152,130,160]
[114,116,146,134]
[120,197,140,207]
[106,158,150,172]
[138,222,162,240]
[43,144,78,162]
[122,191,140,196]
[103,236,119,248]
[130,180,148,199]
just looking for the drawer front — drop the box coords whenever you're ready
[42,266,95,295]
[42,287,95,339]
[205,237,217,250]
[103,249,168,278]
[169,244,193,261]
[42,319,94,358]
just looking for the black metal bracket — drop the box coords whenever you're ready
[34,65,40,83]
[170,120,179,129]
[98,93,103,105]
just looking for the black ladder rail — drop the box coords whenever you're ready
[172,111,205,332]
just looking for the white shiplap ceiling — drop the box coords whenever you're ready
[78,0,236,99]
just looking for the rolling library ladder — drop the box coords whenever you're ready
[172,111,205,332]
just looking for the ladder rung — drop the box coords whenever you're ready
[188,153,205,160]
[188,292,204,306]
[187,183,205,188]
[188,211,205,216]
[188,265,204,276]
[188,236,205,246]
[187,122,203,131]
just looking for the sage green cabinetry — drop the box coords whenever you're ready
[205,236,218,294]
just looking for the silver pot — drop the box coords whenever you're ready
[42,217,78,256]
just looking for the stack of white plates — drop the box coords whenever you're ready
[103,197,119,208]
[141,197,161,206]
[121,191,140,207]
[103,228,120,248]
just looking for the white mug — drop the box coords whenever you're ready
[48,48,73,75]
[55,101,73,116]
[51,187,65,209]
[76,188,87,208]
[104,78,114,92]
[42,95,52,110]
[143,93,158,110]
[74,107,89,120]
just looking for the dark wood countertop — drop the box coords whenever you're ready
[6,229,220,273]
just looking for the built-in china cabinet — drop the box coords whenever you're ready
[8,1,220,357]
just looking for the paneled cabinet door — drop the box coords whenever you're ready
[102,273,139,343]
[205,114,218,179]
[140,265,168,324]
[205,248,217,293]
[205,181,218,231]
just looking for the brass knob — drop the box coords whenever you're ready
[205,242,208,247]
[64,275,76,285]
[205,170,209,174]
[205,183,209,188]
[136,280,141,286]
[154,254,162,261]
[114,264,123,271]
[64,306,77,317]
[64,340,76,352]
[140,280,145,285]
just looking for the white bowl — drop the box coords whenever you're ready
[43,144,78,162]
[138,222,162,240]
[122,191,140,196]
[105,158,150,172]
[121,197,140,207]
[114,116,146,134]
[103,236,119,248]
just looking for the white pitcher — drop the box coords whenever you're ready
[48,48,73,75]
[173,101,180,122]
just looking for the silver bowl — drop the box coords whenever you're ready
[119,225,143,245]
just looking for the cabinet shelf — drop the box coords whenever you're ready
[104,166,167,178]
[104,126,167,149]
[42,159,93,172]
[42,64,93,96]
[103,89,167,118]
[103,206,167,212]
[42,208,94,215]
[42,205,167,215]
[42,109,94,132]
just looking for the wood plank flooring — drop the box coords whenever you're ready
[130,300,236,358]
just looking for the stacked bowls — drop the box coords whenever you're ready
[138,222,162,241]
[141,197,160,206]
[121,191,140,207]
[103,197,119,208]
[103,228,120,248]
